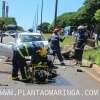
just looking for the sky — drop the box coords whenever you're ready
[0,0,85,30]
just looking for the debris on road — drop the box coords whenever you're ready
[77,69,83,72]
[0,83,8,86]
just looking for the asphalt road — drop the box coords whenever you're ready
[0,36,100,100]
[0,59,100,100]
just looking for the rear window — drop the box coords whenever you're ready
[20,35,44,42]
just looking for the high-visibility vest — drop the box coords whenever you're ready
[16,43,29,58]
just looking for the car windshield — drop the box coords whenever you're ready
[20,35,44,42]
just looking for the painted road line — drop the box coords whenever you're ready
[81,67,100,83]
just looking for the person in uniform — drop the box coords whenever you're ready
[0,21,5,43]
[12,44,29,81]
[48,28,65,65]
[74,25,88,65]
[12,43,56,81]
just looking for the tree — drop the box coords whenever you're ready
[0,17,17,25]
[54,0,100,28]
[28,28,33,32]
[94,9,100,22]
[78,0,100,24]
[17,26,25,32]
[37,22,50,33]
[56,12,79,27]
[94,9,100,34]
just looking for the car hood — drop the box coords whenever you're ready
[17,40,49,48]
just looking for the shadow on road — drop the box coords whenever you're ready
[52,75,72,86]
[23,75,72,86]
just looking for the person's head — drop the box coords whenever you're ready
[53,28,60,34]
[77,25,86,33]
[34,43,47,57]
[53,27,64,36]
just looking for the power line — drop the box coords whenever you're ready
[36,5,39,32]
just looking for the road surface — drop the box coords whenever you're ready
[0,36,100,100]
[0,59,100,100]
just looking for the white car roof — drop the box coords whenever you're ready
[18,32,41,36]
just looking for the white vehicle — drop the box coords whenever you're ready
[16,32,48,47]
[0,32,49,59]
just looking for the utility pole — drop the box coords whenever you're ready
[40,0,43,33]
[32,7,37,32]
[54,0,58,28]
[6,3,9,17]
[36,5,38,32]
[1,1,6,43]
[2,0,6,17]
[0,22,4,43]
[34,13,37,32]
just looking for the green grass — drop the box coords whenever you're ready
[43,34,51,39]
[83,47,100,66]
[60,36,74,46]
[44,34,100,66]
[43,33,74,47]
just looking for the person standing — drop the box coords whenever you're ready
[48,28,65,65]
[0,21,5,43]
[74,25,88,65]
[12,44,29,81]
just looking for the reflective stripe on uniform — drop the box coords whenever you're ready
[23,43,29,56]
[19,33,29,57]
[17,46,25,58]
[17,43,29,58]
[17,33,25,58]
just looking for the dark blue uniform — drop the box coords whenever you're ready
[12,50,26,79]
[74,30,88,64]
[49,33,65,64]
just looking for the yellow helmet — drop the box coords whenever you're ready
[37,48,48,57]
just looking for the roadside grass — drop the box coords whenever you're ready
[44,34,100,66]
[43,34,51,39]
[83,47,100,66]
[43,33,74,47]
[60,36,74,46]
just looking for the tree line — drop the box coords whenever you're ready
[0,0,100,33]
[0,17,24,32]
[38,0,100,33]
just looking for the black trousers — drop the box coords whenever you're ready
[74,49,84,62]
[74,40,86,62]
[53,49,63,62]
[12,51,26,79]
